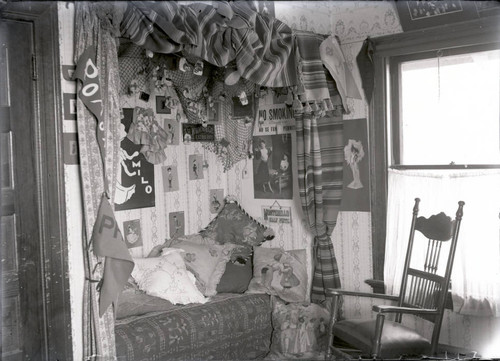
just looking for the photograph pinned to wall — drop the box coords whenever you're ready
[156,95,172,114]
[169,211,185,238]
[63,93,77,120]
[182,123,215,143]
[115,108,155,211]
[262,205,292,224]
[162,165,179,192]
[207,101,222,125]
[123,219,143,248]
[232,93,255,120]
[340,118,370,212]
[253,134,293,200]
[188,154,204,180]
[396,1,479,32]
[163,118,179,145]
[209,189,224,214]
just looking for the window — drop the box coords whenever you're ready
[369,16,500,308]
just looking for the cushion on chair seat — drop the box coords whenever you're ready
[333,319,431,358]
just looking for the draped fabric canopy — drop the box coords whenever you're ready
[120,1,298,88]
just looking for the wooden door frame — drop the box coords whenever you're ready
[1,3,73,360]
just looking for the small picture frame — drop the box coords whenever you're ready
[123,219,143,248]
[162,165,179,192]
[209,189,224,214]
[232,95,254,119]
[156,96,172,114]
[169,211,185,238]
[188,154,204,180]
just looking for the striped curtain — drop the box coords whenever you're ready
[75,3,122,360]
[294,106,343,302]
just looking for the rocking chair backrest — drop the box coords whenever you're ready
[396,198,464,349]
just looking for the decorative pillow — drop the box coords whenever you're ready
[269,297,329,357]
[199,200,275,255]
[169,239,236,296]
[216,257,253,293]
[131,249,208,305]
[247,247,308,303]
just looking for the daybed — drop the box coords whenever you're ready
[115,292,272,361]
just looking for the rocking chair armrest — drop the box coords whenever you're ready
[372,304,439,316]
[326,288,399,301]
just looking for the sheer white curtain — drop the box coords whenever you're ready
[384,168,500,317]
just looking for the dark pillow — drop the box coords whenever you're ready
[216,257,253,293]
[199,200,274,249]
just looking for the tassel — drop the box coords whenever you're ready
[325,97,335,111]
[311,101,319,113]
[292,95,303,112]
[285,90,294,106]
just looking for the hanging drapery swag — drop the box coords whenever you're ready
[75,2,129,359]
[294,102,344,302]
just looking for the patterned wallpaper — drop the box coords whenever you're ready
[59,2,500,357]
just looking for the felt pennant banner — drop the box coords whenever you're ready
[73,45,106,167]
[92,193,134,317]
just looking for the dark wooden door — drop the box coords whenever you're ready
[1,19,45,361]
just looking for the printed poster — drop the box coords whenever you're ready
[115,108,155,211]
[340,118,370,212]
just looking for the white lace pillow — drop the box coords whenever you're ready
[131,249,208,305]
[168,236,236,296]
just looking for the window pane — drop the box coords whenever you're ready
[400,49,500,165]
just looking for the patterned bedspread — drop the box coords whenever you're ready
[115,293,272,360]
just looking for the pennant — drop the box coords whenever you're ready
[92,194,134,317]
[73,45,105,163]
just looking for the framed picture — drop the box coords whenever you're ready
[207,101,222,124]
[156,95,172,114]
[182,123,215,142]
[396,1,479,32]
[232,95,254,120]
[123,219,143,248]
[163,118,180,145]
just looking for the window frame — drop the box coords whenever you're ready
[369,16,500,288]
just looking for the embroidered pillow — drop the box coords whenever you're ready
[270,297,329,357]
[199,201,274,253]
[131,249,208,305]
[247,247,308,303]
[169,237,236,296]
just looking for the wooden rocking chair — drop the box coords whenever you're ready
[326,198,465,359]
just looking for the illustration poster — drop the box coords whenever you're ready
[123,219,143,248]
[209,189,224,214]
[253,134,293,200]
[115,108,155,211]
[162,165,179,192]
[169,211,185,238]
[188,154,204,180]
[340,118,370,212]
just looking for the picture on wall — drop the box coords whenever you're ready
[253,134,293,200]
[63,132,79,165]
[209,189,224,214]
[163,118,180,145]
[123,219,143,248]
[156,95,172,114]
[182,123,215,142]
[162,165,179,192]
[115,108,155,211]
[169,211,185,238]
[188,154,204,180]
[340,118,370,212]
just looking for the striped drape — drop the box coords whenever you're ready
[295,106,343,302]
[75,3,122,359]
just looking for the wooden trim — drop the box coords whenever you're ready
[1,3,73,360]
[369,14,500,286]
[391,164,500,170]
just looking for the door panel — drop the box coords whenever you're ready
[1,18,45,361]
